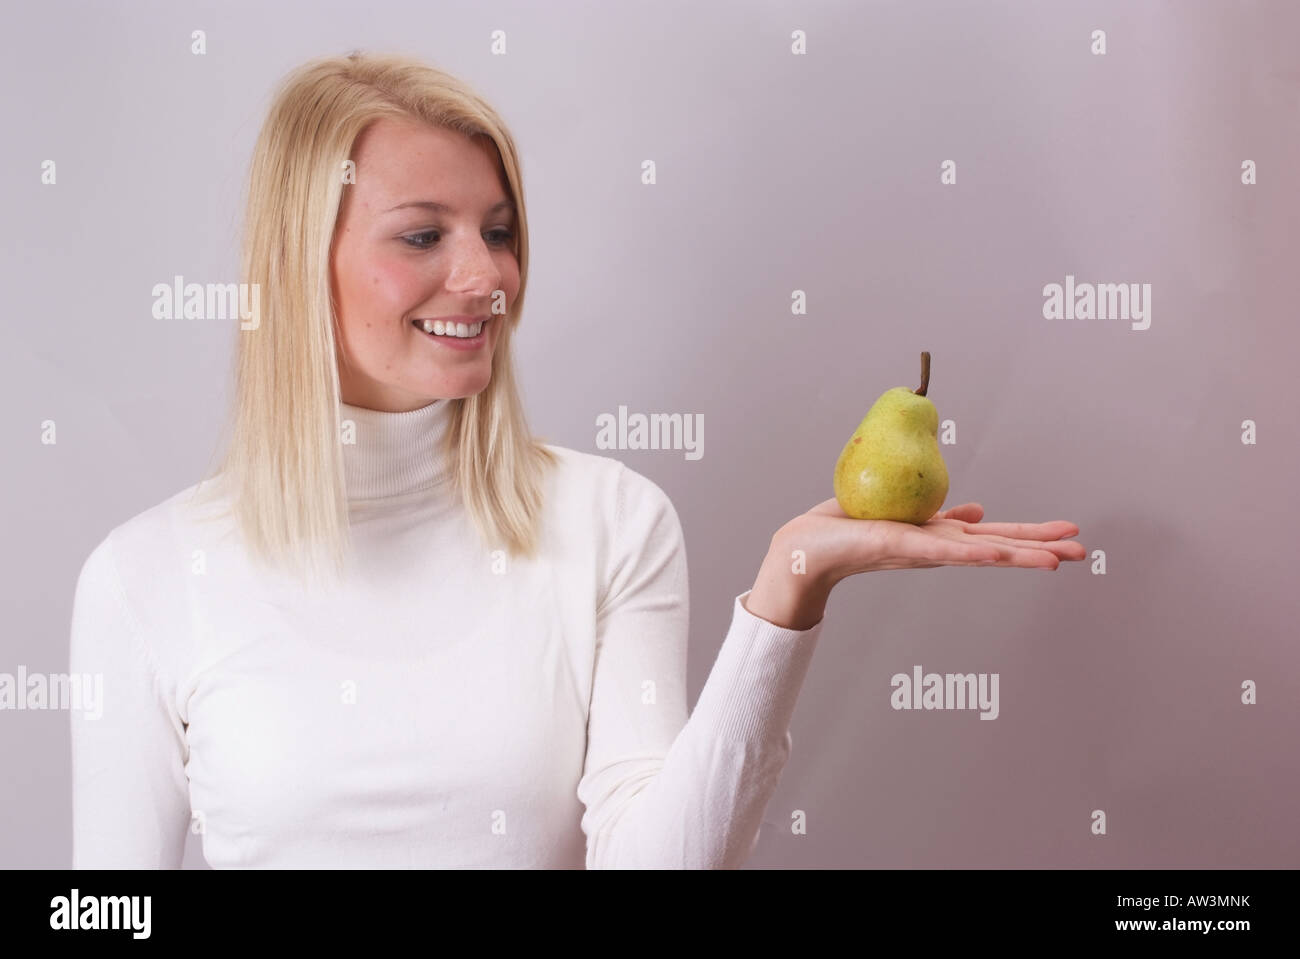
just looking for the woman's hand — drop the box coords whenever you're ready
[744,499,1085,630]
[789,498,1085,579]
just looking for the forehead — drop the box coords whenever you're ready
[349,116,504,205]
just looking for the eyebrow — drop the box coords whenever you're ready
[383,199,516,216]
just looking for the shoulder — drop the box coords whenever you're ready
[539,443,680,537]
[90,478,225,557]
[74,479,231,626]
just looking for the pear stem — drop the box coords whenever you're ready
[914,351,930,396]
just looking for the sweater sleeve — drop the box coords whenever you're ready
[69,535,191,868]
[577,464,824,868]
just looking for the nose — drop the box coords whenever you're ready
[442,232,502,298]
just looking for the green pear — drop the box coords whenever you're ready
[833,351,949,523]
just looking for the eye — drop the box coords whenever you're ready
[402,229,515,250]
[402,231,437,250]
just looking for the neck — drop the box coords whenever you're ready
[339,398,456,500]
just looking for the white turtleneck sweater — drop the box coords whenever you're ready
[68,399,824,869]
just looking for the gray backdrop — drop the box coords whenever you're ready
[2,0,1297,868]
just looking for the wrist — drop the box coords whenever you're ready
[743,536,833,631]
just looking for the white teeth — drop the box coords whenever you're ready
[417,319,484,338]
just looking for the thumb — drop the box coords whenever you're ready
[937,502,984,522]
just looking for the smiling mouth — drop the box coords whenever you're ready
[411,317,489,338]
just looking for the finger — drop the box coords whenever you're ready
[888,545,1058,570]
[906,526,1062,569]
[954,519,1080,541]
[874,547,1063,571]
[966,531,1086,560]
[936,503,983,522]
[926,521,1084,558]
[886,524,1069,570]
[893,528,1004,567]
[978,543,1062,569]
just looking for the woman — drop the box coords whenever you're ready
[69,51,1084,869]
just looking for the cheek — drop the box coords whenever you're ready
[368,258,426,316]
[340,250,425,332]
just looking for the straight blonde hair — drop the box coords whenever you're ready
[192,51,558,588]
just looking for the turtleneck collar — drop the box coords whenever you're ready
[340,399,456,501]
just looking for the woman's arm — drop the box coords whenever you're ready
[577,469,1083,868]
[69,536,191,869]
[579,466,830,868]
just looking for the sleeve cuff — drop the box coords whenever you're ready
[688,590,825,745]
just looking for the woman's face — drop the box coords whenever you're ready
[330,116,519,412]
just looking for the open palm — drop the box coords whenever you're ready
[781,498,1085,584]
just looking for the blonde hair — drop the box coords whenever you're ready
[193,50,557,588]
